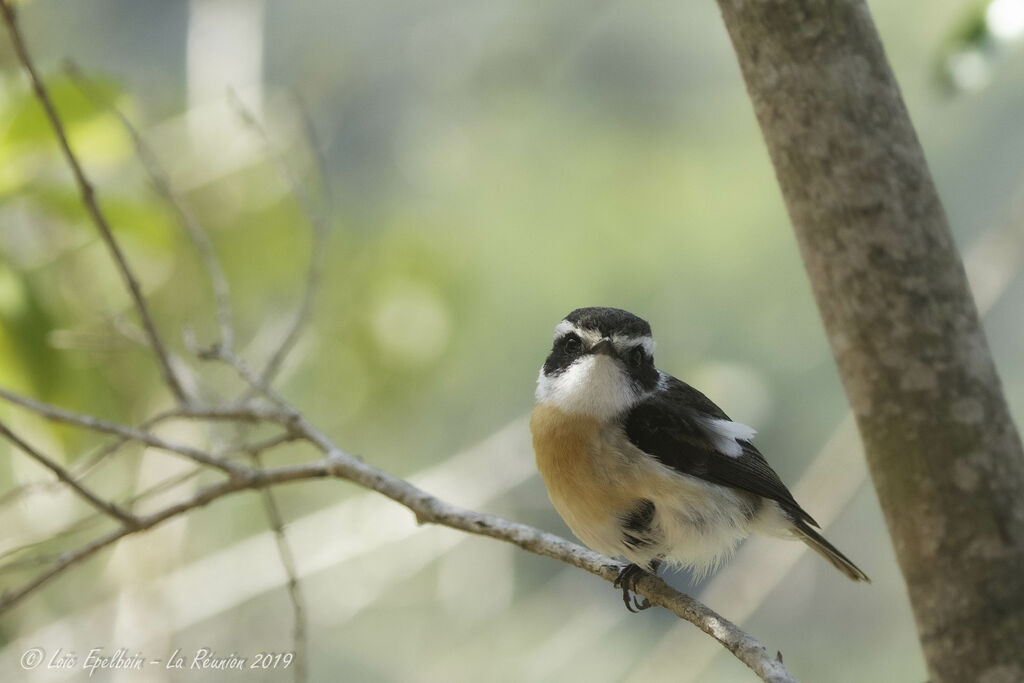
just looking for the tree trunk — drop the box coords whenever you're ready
[714,1,1024,680]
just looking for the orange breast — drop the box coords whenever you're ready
[530,404,632,534]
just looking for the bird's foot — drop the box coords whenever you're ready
[613,563,652,613]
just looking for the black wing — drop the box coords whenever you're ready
[623,375,817,527]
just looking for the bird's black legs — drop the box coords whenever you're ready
[614,564,649,612]
[613,559,661,613]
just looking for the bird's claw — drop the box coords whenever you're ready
[614,563,652,612]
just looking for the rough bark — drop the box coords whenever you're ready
[714,1,1024,681]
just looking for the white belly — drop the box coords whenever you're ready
[531,403,761,575]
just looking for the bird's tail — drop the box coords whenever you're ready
[792,521,870,582]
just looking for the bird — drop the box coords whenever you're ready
[530,307,869,611]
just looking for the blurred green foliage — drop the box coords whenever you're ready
[0,1,1023,681]
[936,0,1024,92]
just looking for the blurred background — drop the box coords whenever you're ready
[1,0,1023,681]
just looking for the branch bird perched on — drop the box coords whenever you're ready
[531,307,869,611]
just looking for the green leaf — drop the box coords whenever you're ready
[2,73,121,147]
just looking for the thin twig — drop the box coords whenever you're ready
[0,479,54,509]
[0,419,138,526]
[247,449,308,683]
[63,61,236,352]
[217,431,298,457]
[0,409,260,509]
[0,0,189,405]
[0,387,249,478]
[0,433,296,568]
[119,431,294,509]
[0,467,288,614]
[228,91,329,393]
[0,553,69,574]
[70,412,178,480]
[287,90,333,215]
[0,511,111,565]
[194,343,298,418]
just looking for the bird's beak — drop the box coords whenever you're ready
[589,338,618,359]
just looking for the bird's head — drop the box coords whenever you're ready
[536,307,660,419]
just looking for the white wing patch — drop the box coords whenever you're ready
[700,418,757,458]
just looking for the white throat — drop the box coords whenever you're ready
[535,355,640,419]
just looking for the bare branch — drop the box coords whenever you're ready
[0,382,793,679]
[117,430,294,515]
[0,0,190,405]
[0,511,110,566]
[0,411,204,510]
[0,446,796,682]
[0,419,138,526]
[275,404,799,681]
[0,434,298,566]
[0,387,249,478]
[0,467,290,614]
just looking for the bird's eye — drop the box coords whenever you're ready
[563,334,582,354]
[628,346,645,367]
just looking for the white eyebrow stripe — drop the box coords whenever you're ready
[699,418,757,458]
[553,320,578,338]
[613,334,655,356]
[553,321,602,346]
